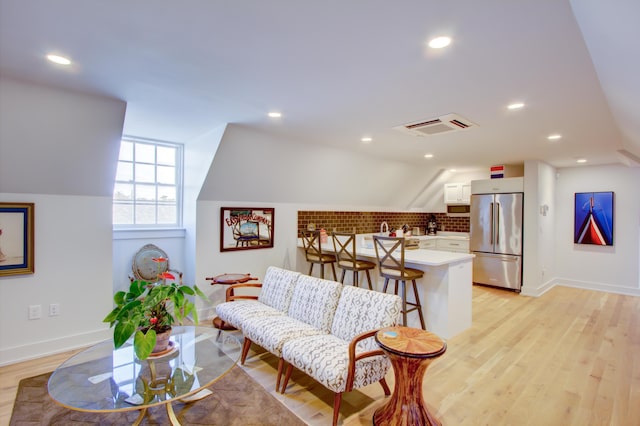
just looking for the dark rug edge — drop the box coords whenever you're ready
[10,365,308,426]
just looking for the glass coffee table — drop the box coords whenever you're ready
[48,326,241,425]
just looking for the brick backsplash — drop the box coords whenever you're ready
[297,211,469,234]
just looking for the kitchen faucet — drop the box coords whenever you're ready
[380,221,389,234]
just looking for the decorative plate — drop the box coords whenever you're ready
[132,244,170,281]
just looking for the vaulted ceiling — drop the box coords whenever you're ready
[1,0,638,171]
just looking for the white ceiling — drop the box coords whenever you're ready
[1,0,638,171]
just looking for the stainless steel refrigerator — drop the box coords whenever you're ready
[470,192,523,292]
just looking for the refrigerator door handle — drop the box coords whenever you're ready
[490,202,494,244]
[495,202,500,243]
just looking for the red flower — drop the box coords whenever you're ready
[150,317,158,325]
[159,272,175,280]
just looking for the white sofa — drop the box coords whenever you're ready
[215,266,401,426]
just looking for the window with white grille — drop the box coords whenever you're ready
[113,137,183,228]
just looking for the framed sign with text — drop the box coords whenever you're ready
[220,207,274,252]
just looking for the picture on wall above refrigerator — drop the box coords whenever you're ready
[470,192,523,292]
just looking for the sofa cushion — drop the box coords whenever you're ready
[242,315,326,357]
[257,266,301,311]
[282,334,390,393]
[286,274,342,332]
[215,300,284,330]
[330,285,401,351]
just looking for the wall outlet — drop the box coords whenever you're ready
[49,303,60,316]
[28,305,42,320]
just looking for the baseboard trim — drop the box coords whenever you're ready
[520,279,556,297]
[521,277,640,298]
[0,328,112,367]
[556,278,640,297]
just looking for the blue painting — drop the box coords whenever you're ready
[574,192,614,246]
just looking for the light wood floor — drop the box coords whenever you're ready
[1,285,638,425]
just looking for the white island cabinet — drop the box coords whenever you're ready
[296,236,474,339]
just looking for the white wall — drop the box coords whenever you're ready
[198,124,441,209]
[554,164,640,295]
[183,125,227,287]
[0,194,114,365]
[0,76,126,365]
[522,160,557,296]
[0,76,125,196]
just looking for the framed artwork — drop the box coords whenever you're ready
[574,192,614,246]
[220,207,274,252]
[0,202,35,276]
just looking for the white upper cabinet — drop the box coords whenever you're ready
[444,183,471,204]
[470,177,524,194]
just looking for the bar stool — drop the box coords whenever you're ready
[300,230,337,280]
[331,232,376,289]
[373,235,426,329]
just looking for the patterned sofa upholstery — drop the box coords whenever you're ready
[215,267,402,426]
[281,284,401,426]
[215,266,300,329]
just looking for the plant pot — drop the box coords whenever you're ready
[152,328,172,354]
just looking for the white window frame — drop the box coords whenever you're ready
[113,136,183,229]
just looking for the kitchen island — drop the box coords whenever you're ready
[297,234,474,339]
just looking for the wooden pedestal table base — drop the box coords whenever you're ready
[207,273,258,330]
[373,326,446,426]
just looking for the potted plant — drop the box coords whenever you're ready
[103,258,209,360]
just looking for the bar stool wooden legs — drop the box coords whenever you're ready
[308,258,337,280]
[382,277,426,329]
[338,266,374,289]
[301,230,337,280]
[373,235,427,330]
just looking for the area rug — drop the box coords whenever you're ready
[10,366,307,425]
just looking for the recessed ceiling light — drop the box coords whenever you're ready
[361,137,372,143]
[507,102,525,110]
[46,54,71,65]
[428,36,451,49]
[576,158,587,163]
[547,134,562,141]
[449,168,457,172]
[268,112,282,118]
[424,154,434,159]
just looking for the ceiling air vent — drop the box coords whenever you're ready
[393,113,477,136]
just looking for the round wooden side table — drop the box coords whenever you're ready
[373,326,446,426]
[206,273,257,330]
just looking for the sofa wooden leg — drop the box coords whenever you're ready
[240,338,252,365]
[276,358,285,392]
[281,363,294,394]
[379,377,391,396]
[332,392,343,426]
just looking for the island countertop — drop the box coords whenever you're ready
[297,235,474,267]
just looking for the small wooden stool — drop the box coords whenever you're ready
[206,273,257,330]
[373,326,446,426]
